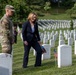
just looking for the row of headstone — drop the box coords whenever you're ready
[38,19,72,30]
[40,30,74,46]
[40,30,58,45]
[39,29,76,68]
[40,29,76,46]
[38,19,76,30]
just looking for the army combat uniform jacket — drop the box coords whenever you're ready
[0,14,14,54]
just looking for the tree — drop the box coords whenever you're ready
[0,0,31,23]
[66,3,76,18]
[44,1,51,13]
[61,0,74,8]
[11,0,31,22]
[26,0,45,6]
[0,0,12,18]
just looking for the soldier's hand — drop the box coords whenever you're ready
[12,39,14,44]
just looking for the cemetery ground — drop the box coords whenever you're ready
[0,10,75,74]
[11,34,76,75]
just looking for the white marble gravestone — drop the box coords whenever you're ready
[59,35,63,41]
[49,39,55,47]
[53,35,56,41]
[59,40,65,46]
[0,53,12,75]
[20,33,23,41]
[43,34,48,44]
[74,40,76,54]
[42,44,51,60]
[60,30,62,35]
[0,67,9,75]
[68,37,73,46]
[17,26,21,35]
[33,49,36,56]
[65,33,68,40]
[74,34,76,41]
[58,45,72,68]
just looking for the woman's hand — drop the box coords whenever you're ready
[24,41,28,45]
[38,41,41,45]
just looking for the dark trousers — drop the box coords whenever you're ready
[23,41,42,68]
[14,35,17,43]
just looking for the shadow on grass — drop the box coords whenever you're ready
[42,60,56,68]
[13,60,56,75]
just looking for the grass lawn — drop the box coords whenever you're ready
[39,13,71,20]
[37,8,72,20]
[13,34,76,75]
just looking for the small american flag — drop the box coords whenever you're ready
[54,49,58,65]
[54,49,57,59]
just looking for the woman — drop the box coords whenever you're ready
[22,12,42,68]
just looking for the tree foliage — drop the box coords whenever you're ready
[0,0,31,23]
[12,0,31,22]
[44,2,51,13]
[26,0,45,5]
[0,0,75,22]
[66,3,76,18]
[60,0,74,8]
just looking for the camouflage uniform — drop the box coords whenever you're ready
[0,14,14,54]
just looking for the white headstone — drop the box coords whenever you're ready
[0,67,9,75]
[33,49,36,56]
[65,33,68,40]
[53,35,56,41]
[43,37,48,44]
[0,53,12,75]
[49,39,55,47]
[59,35,63,41]
[59,40,65,46]
[74,40,76,54]
[58,45,72,68]
[74,34,76,41]
[20,33,23,41]
[17,26,21,35]
[60,30,62,35]
[68,37,73,46]
[42,44,51,60]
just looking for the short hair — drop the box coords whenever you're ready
[27,12,38,20]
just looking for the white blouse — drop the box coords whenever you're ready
[31,25,34,33]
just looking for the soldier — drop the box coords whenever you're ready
[0,5,15,54]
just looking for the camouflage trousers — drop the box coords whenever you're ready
[0,36,12,54]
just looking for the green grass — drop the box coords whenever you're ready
[12,34,76,75]
[0,29,75,75]
[34,8,72,20]
[39,13,71,20]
